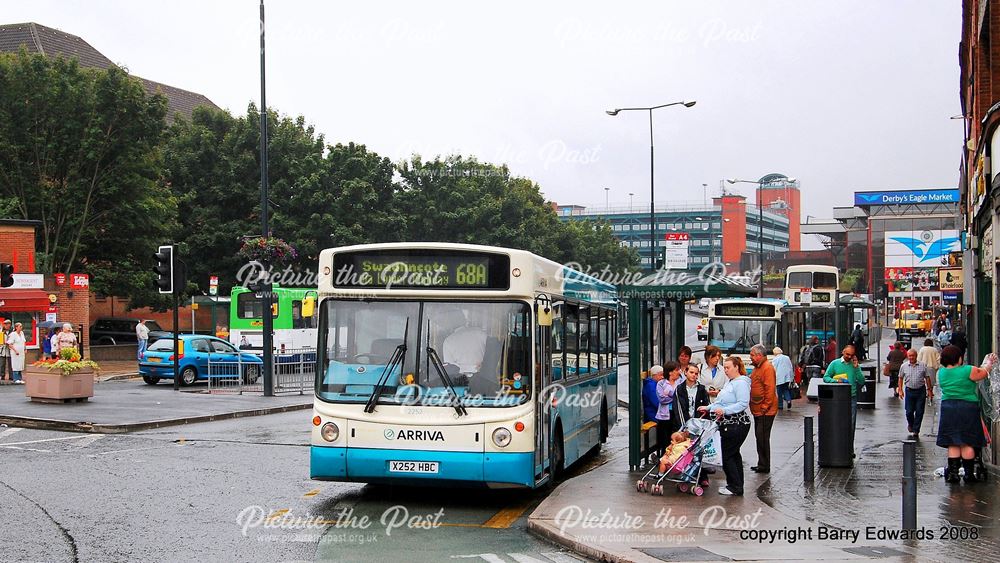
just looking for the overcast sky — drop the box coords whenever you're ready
[5,1,962,249]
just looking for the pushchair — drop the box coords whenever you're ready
[636,416,720,497]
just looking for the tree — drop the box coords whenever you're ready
[0,50,174,301]
[163,104,330,294]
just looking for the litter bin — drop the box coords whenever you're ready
[818,383,853,467]
[857,365,876,410]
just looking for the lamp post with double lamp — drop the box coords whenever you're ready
[607,100,696,270]
[726,177,796,297]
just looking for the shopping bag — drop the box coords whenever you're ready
[701,432,723,466]
[788,382,801,399]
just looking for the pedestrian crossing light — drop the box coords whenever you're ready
[0,263,13,288]
[153,245,174,294]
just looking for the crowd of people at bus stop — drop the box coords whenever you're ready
[641,314,993,495]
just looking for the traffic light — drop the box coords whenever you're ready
[0,263,13,288]
[153,245,173,294]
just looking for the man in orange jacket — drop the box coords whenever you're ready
[749,344,778,473]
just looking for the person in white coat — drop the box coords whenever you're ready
[7,322,27,384]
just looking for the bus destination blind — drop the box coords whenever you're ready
[331,251,510,289]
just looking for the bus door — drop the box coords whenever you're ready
[535,321,552,485]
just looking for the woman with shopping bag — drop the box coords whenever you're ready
[936,345,992,483]
[698,356,751,496]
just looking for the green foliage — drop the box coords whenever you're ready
[2,49,635,301]
[0,49,173,302]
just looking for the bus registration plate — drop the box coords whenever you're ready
[389,461,439,474]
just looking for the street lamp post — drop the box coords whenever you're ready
[605,187,610,211]
[607,100,696,269]
[628,192,634,212]
[727,177,796,297]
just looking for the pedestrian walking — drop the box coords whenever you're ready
[849,324,866,360]
[886,342,906,398]
[936,345,992,483]
[698,345,727,401]
[6,322,26,384]
[771,346,794,410]
[136,319,150,361]
[698,355,751,496]
[749,345,777,474]
[824,345,865,453]
[898,348,933,439]
[824,337,838,365]
[917,338,941,387]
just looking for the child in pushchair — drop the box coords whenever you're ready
[637,416,719,496]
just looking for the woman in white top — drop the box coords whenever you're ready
[7,322,27,383]
[698,345,727,401]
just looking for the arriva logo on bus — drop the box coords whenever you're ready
[384,429,445,441]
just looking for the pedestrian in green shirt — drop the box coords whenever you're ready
[936,345,991,484]
[824,345,865,452]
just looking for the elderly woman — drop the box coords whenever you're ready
[937,345,991,483]
[698,355,751,496]
[6,322,27,384]
[55,323,78,356]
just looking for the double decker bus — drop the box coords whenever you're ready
[783,265,839,307]
[309,243,618,488]
[707,298,785,372]
[229,286,317,352]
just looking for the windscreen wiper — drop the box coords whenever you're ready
[364,318,408,413]
[426,346,468,417]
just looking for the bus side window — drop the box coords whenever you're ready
[551,303,564,381]
[292,300,305,329]
[564,303,579,378]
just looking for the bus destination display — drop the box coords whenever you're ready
[713,303,776,317]
[331,250,510,289]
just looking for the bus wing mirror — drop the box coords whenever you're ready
[302,296,315,317]
[536,295,552,326]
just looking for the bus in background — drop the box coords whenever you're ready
[310,243,618,489]
[229,285,317,352]
[707,297,785,373]
[783,265,839,307]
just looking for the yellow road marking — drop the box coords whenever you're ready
[266,509,290,520]
[303,489,321,498]
[482,499,534,529]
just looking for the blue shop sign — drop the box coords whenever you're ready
[854,189,959,206]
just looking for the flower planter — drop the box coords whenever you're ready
[23,366,95,403]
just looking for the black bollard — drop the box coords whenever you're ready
[902,440,917,530]
[804,416,815,482]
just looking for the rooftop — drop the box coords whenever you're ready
[0,22,220,120]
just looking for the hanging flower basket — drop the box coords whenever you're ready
[238,237,298,266]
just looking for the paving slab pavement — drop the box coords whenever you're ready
[530,383,999,562]
[0,380,312,433]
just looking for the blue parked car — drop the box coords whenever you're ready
[139,334,263,386]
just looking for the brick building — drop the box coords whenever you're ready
[0,220,91,361]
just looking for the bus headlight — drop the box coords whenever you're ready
[321,422,340,442]
[492,427,512,448]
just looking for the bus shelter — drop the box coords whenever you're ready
[782,294,879,365]
[619,271,757,469]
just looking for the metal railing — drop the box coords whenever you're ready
[207,348,315,395]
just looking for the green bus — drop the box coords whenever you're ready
[229,286,317,352]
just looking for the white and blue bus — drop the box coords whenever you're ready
[707,297,785,372]
[310,243,618,488]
